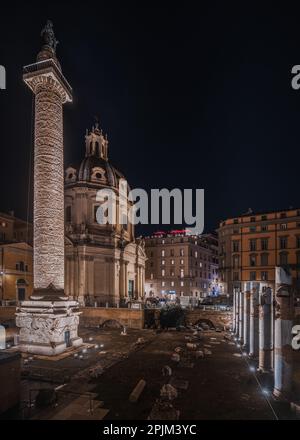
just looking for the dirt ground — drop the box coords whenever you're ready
[17,326,299,420]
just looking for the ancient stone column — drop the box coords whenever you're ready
[16,21,82,356]
[273,268,294,400]
[23,33,72,296]
[232,290,236,332]
[249,285,259,358]
[234,290,239,336]
[243,290,250,352]
[258,287,272,372]
[238,291,244,342]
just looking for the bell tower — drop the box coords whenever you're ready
[85,123,108,160]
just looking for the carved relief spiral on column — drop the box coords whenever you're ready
[33,76,65,290]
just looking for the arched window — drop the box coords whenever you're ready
[95,141,100,157]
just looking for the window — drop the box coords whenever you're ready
[161,281,165,287]
[171,281,174,287]
[233,255,239,269]
[95,172,102,179]
[161,269,165,277]
[94,205,99,222]
[234,218,239,224]
[233,272,239,281]
[161,249,165,257]
[171,259,175,265]
[180,259,184,265]
[279,237,287,249]
[250,271,256,281]
[249,239,256,251]
[261,253,269,266]
[280,223,287,230]
[170,249,174,256]
[261,271,268,281]
[261,215,267,221]
[95,141,100,156]
[250,216,256,222]
[150,273,153,280]
[280,213,287,219]
[180,249,184,256]
[250,226,256,233]
[261,238,268,250]
[232,241,240,252]
[66,205,72,223]
[297,237,300,248]
[180,269,184,278]
[195,251,198,258]
[279,252,288,266]
[170,270,175,276]
[161,260,165,265]
[180,281,184,287]
[261,225,268,232]
[249,254,256,267]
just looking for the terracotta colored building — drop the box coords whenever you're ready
[217,207,300,296]
[0,212,33,304]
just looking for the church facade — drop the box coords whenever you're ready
[64,124,147,306]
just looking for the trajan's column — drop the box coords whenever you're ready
[16,21,82,355]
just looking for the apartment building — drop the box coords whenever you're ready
[218,207,300,295]
[144,230,219,305]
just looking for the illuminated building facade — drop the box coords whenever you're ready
[218,207,300,296]
[144,230,219,304]
[64,124,146,306]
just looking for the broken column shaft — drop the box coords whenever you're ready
[258,287,272,372]
[243,290,250,352]
[249,285,259,358]
[273,268,294,400]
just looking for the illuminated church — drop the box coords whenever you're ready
[64,124,147,306]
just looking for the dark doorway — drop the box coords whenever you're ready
[18,287,25,301]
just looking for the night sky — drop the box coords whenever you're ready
[1,2,300,235]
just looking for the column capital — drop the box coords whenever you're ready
[23,58,72,103]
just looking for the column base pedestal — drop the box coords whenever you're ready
[16,298,82,357]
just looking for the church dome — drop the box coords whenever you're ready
[77,155,123,188]
[65,124,125,189]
